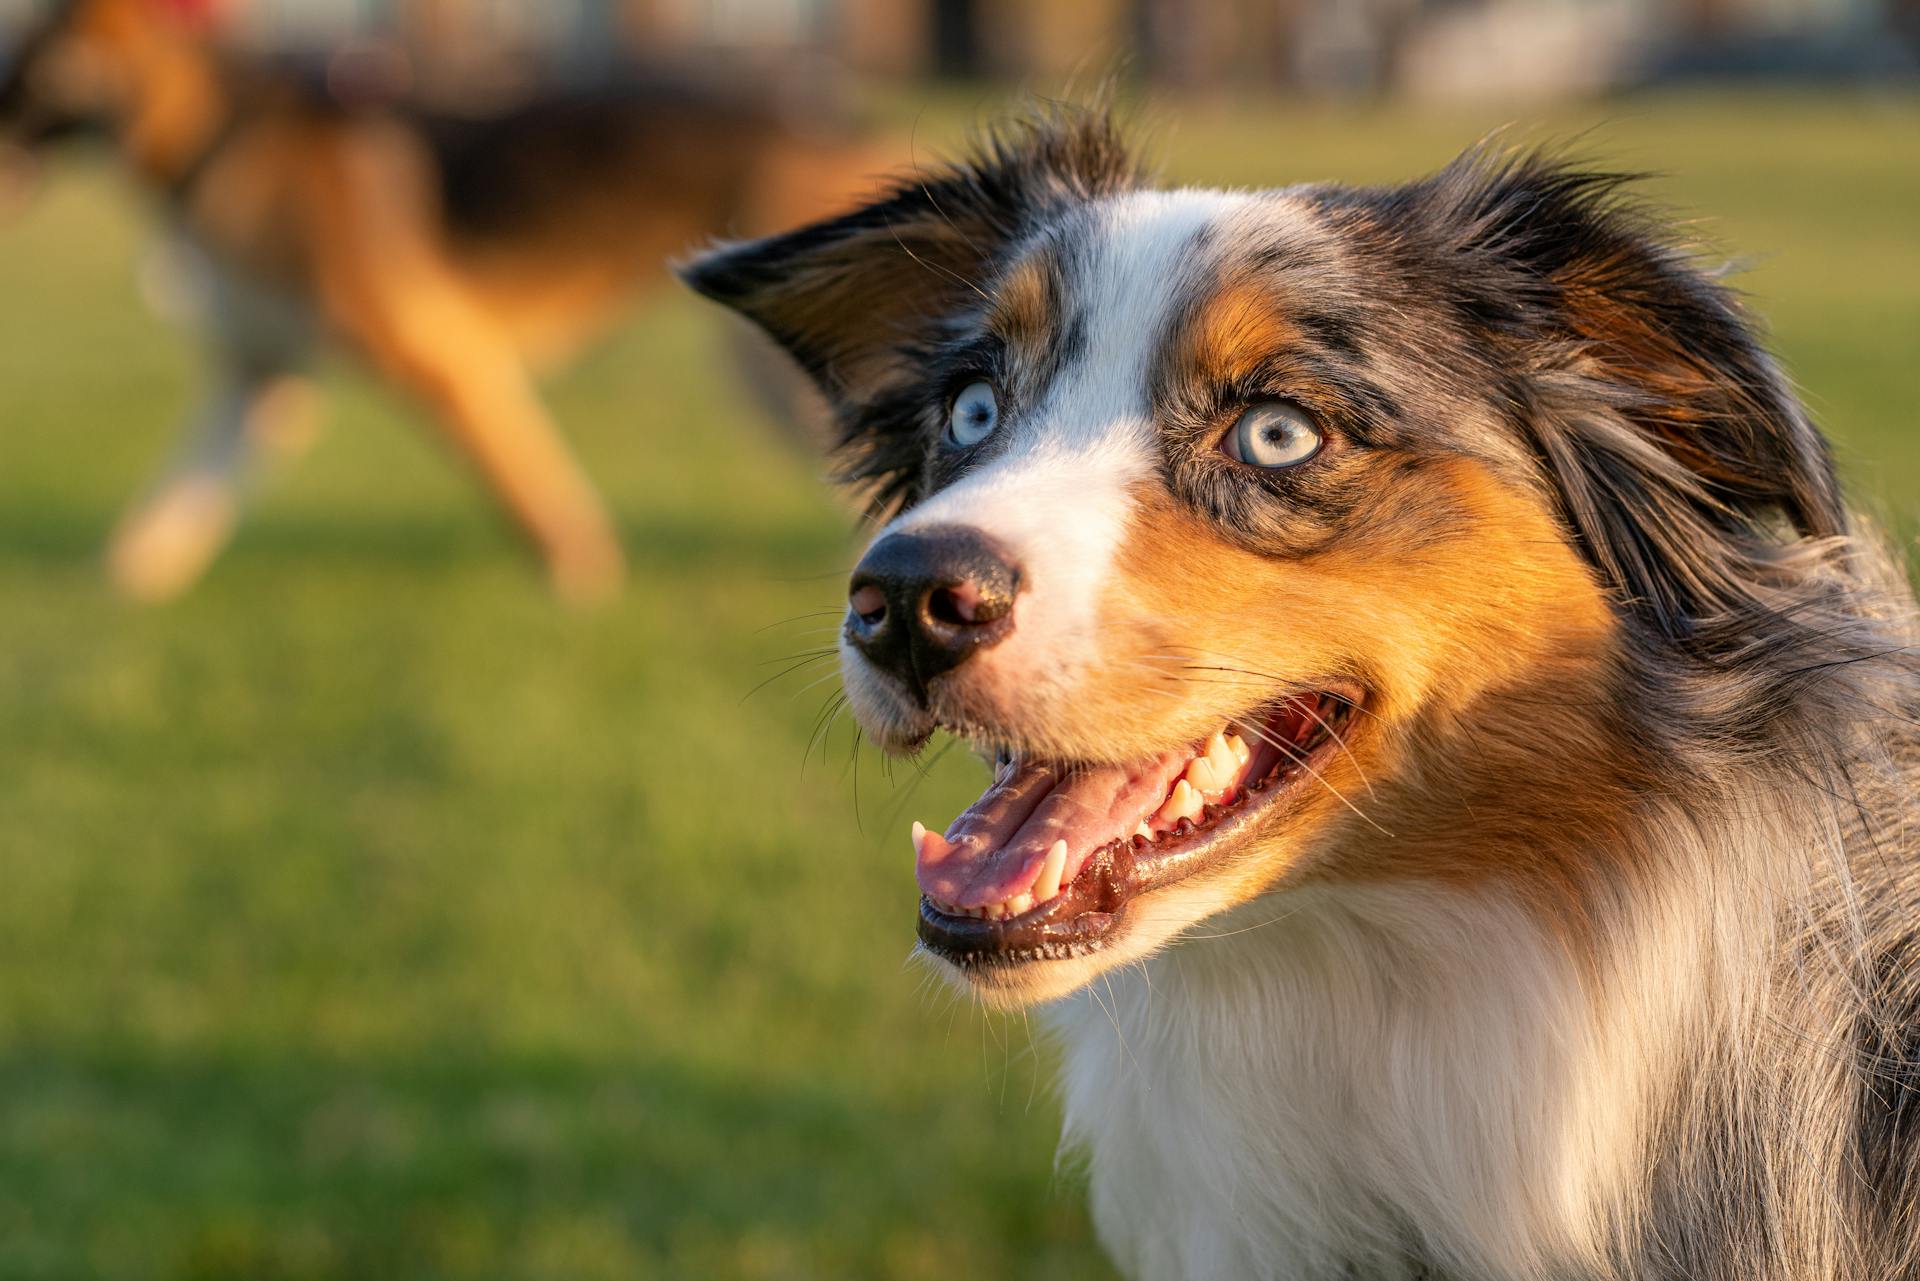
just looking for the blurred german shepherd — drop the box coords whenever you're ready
[0,0,872,600]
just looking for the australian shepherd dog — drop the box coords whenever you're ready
[685,111,1920,1279]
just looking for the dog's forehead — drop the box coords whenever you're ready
[1045,191,1241,386]
[992,190,1255,449]
[888,189,1302,538]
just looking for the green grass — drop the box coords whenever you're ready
[0,89,1914,1280]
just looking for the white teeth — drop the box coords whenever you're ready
[1181,731,1245,799]
[924,722,1262,926]
[1035,839,1067,902]
[1207,731,1239,781]
[1159,777,1203,825]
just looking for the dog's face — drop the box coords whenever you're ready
[685,116,1840,1005]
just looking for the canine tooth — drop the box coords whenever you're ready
[1035,839,1067,902]
[1159,778,1203,825]
[1210,733,1240,780]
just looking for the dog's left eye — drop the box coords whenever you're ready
[947,380,1000,448]
[1223,401,1322,470]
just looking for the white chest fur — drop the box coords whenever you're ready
[1049,885,1689,1281]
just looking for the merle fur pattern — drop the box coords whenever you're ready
[683,112,1920,1279]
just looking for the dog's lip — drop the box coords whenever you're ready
[915,689,1363,970]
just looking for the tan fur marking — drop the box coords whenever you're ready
[988,252,1056,350]
[1077,458,1639,934]
[1179,280,1305,387]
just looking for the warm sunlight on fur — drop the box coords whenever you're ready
[686,109,1920,1279]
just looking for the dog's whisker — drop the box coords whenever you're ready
[1237,718,1393,837]
[739,652,837,705]
[756,647,837,666]
[789,667,848,702]
[752,609,846,634]
[801,691,851,777]
[1295,698,1375,799]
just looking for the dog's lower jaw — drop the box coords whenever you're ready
[918,870,1279,1009]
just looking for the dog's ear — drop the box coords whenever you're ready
[679,110,1138,511]
[1421,150,1846,644]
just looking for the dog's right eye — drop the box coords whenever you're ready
[946,380,1000,448]
[1222,401,1322,470]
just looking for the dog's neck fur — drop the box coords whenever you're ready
[1050,710,1900,1281]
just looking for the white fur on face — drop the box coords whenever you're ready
[841,191,1248,742]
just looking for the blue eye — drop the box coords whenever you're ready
[947,380,1000,447]
[1224,401,1322,469]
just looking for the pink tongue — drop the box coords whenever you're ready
[915,747,1192,907]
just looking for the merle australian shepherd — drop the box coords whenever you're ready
[683,110,1920,1279]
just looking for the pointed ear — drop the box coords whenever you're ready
[678,111,1138,505]
[1424,150,1846,642]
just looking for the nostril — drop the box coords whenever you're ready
[849,582,887,626]
[926,583,979,627]
[925,577,1013,630]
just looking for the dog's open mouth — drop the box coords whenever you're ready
[914,690,1361,967]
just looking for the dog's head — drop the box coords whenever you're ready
[683,112,1842,1005]
[0,0,212,165]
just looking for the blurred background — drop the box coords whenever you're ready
[0,0,1914,1278]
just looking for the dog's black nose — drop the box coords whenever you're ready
[846,525,1019,695]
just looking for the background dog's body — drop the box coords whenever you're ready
[0,0,871,599]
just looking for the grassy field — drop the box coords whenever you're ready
[0,90,1914,1280]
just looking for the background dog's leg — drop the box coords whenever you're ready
[106,367,320,601]
[300,137,627,604]
[320,264,627,604]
